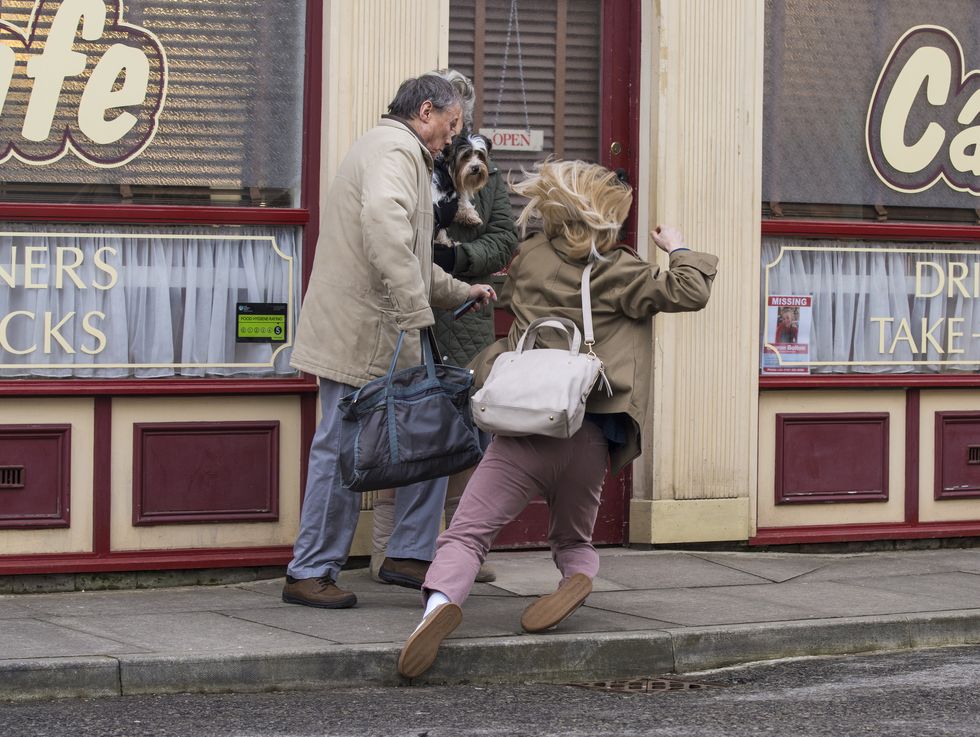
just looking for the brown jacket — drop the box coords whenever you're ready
[290,117,471,387]
[469,233,718,474]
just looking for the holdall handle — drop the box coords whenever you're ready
[351,328,440,405]
[385,328,440,383]
[384,330,409,379]
[420,327,440,380]
[516,317,583,355]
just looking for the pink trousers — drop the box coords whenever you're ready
[423,420,609,605]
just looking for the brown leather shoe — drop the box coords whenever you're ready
[281,575,357,609]
[520,573,592,633]
[378,557,430,589]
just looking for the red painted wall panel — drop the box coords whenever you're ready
[775,413,889,504]
[935,412,980,500]
[133,421,279,525]
[0,425,71,528]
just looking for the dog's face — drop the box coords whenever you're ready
[445,133,491,196]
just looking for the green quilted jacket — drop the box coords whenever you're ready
[433,162,518,367]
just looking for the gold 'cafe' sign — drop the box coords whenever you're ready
[0,0,168,167]
[867,25,980,196]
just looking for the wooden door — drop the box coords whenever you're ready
[449,0,640,547]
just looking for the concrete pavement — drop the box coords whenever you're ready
[1,547,979,701]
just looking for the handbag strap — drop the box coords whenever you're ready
[517,317,582,354]
[581,260,612,396]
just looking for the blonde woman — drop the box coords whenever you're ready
[396,159,719,678]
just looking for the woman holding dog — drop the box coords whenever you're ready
[397,159,719,679]
[371,70,517,587]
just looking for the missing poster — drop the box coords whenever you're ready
[762,295,812,375]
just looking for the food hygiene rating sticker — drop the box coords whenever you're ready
[236,303,288,343]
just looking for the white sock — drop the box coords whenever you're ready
[424,591,450,618]
[414,591,451,632]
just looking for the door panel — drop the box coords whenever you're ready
[450,0,638,547]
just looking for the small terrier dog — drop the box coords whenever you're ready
[431,131,492,246]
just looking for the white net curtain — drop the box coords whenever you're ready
[763,237,980,374]
[0,223,300,378]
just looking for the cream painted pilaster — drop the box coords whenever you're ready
[321,0,449,185]
[631,0,763,543]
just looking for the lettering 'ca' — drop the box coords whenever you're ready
[0,0,167,167]
[867,25,980,196]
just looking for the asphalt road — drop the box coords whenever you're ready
[2,645,978,737]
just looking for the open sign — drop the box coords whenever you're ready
[479,127,543,152]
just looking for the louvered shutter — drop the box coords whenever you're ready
[450,0,601,210]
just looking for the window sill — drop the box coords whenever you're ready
[0,203,309,225]
[760,374,980,389]
[0,377,318,396]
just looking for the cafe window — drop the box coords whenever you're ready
[0,223,299,378]
[0,0,314,380]
[763,237,980,375]
[0,0,306,208]
[761,0,980,377]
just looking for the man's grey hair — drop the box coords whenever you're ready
[433,69,475,129]
[387,75,461,119]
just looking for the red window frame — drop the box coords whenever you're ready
[756,219,980,546]
[760,218,980,390]
[0,2,323,399]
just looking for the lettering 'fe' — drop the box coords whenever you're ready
[0,0,167,166]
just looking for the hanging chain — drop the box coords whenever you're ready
[492,0,531,132]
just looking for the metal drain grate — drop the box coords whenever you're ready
[571,677,727,693]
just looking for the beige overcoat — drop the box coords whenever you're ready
[469,233,719,474]
[290,117,471,387]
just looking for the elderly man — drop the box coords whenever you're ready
[283,75,496,609]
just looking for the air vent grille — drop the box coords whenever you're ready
[0,466,24,488]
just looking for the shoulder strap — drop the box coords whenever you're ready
[580,261,612,396]
[581,261,595,347]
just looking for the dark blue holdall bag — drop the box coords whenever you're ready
[338,328,483,493]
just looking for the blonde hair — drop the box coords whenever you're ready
[511,159,632,259]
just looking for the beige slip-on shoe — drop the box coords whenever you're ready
[520,573,592,633]
[397,602,463,679]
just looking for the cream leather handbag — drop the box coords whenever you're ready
[470,262,611,438]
